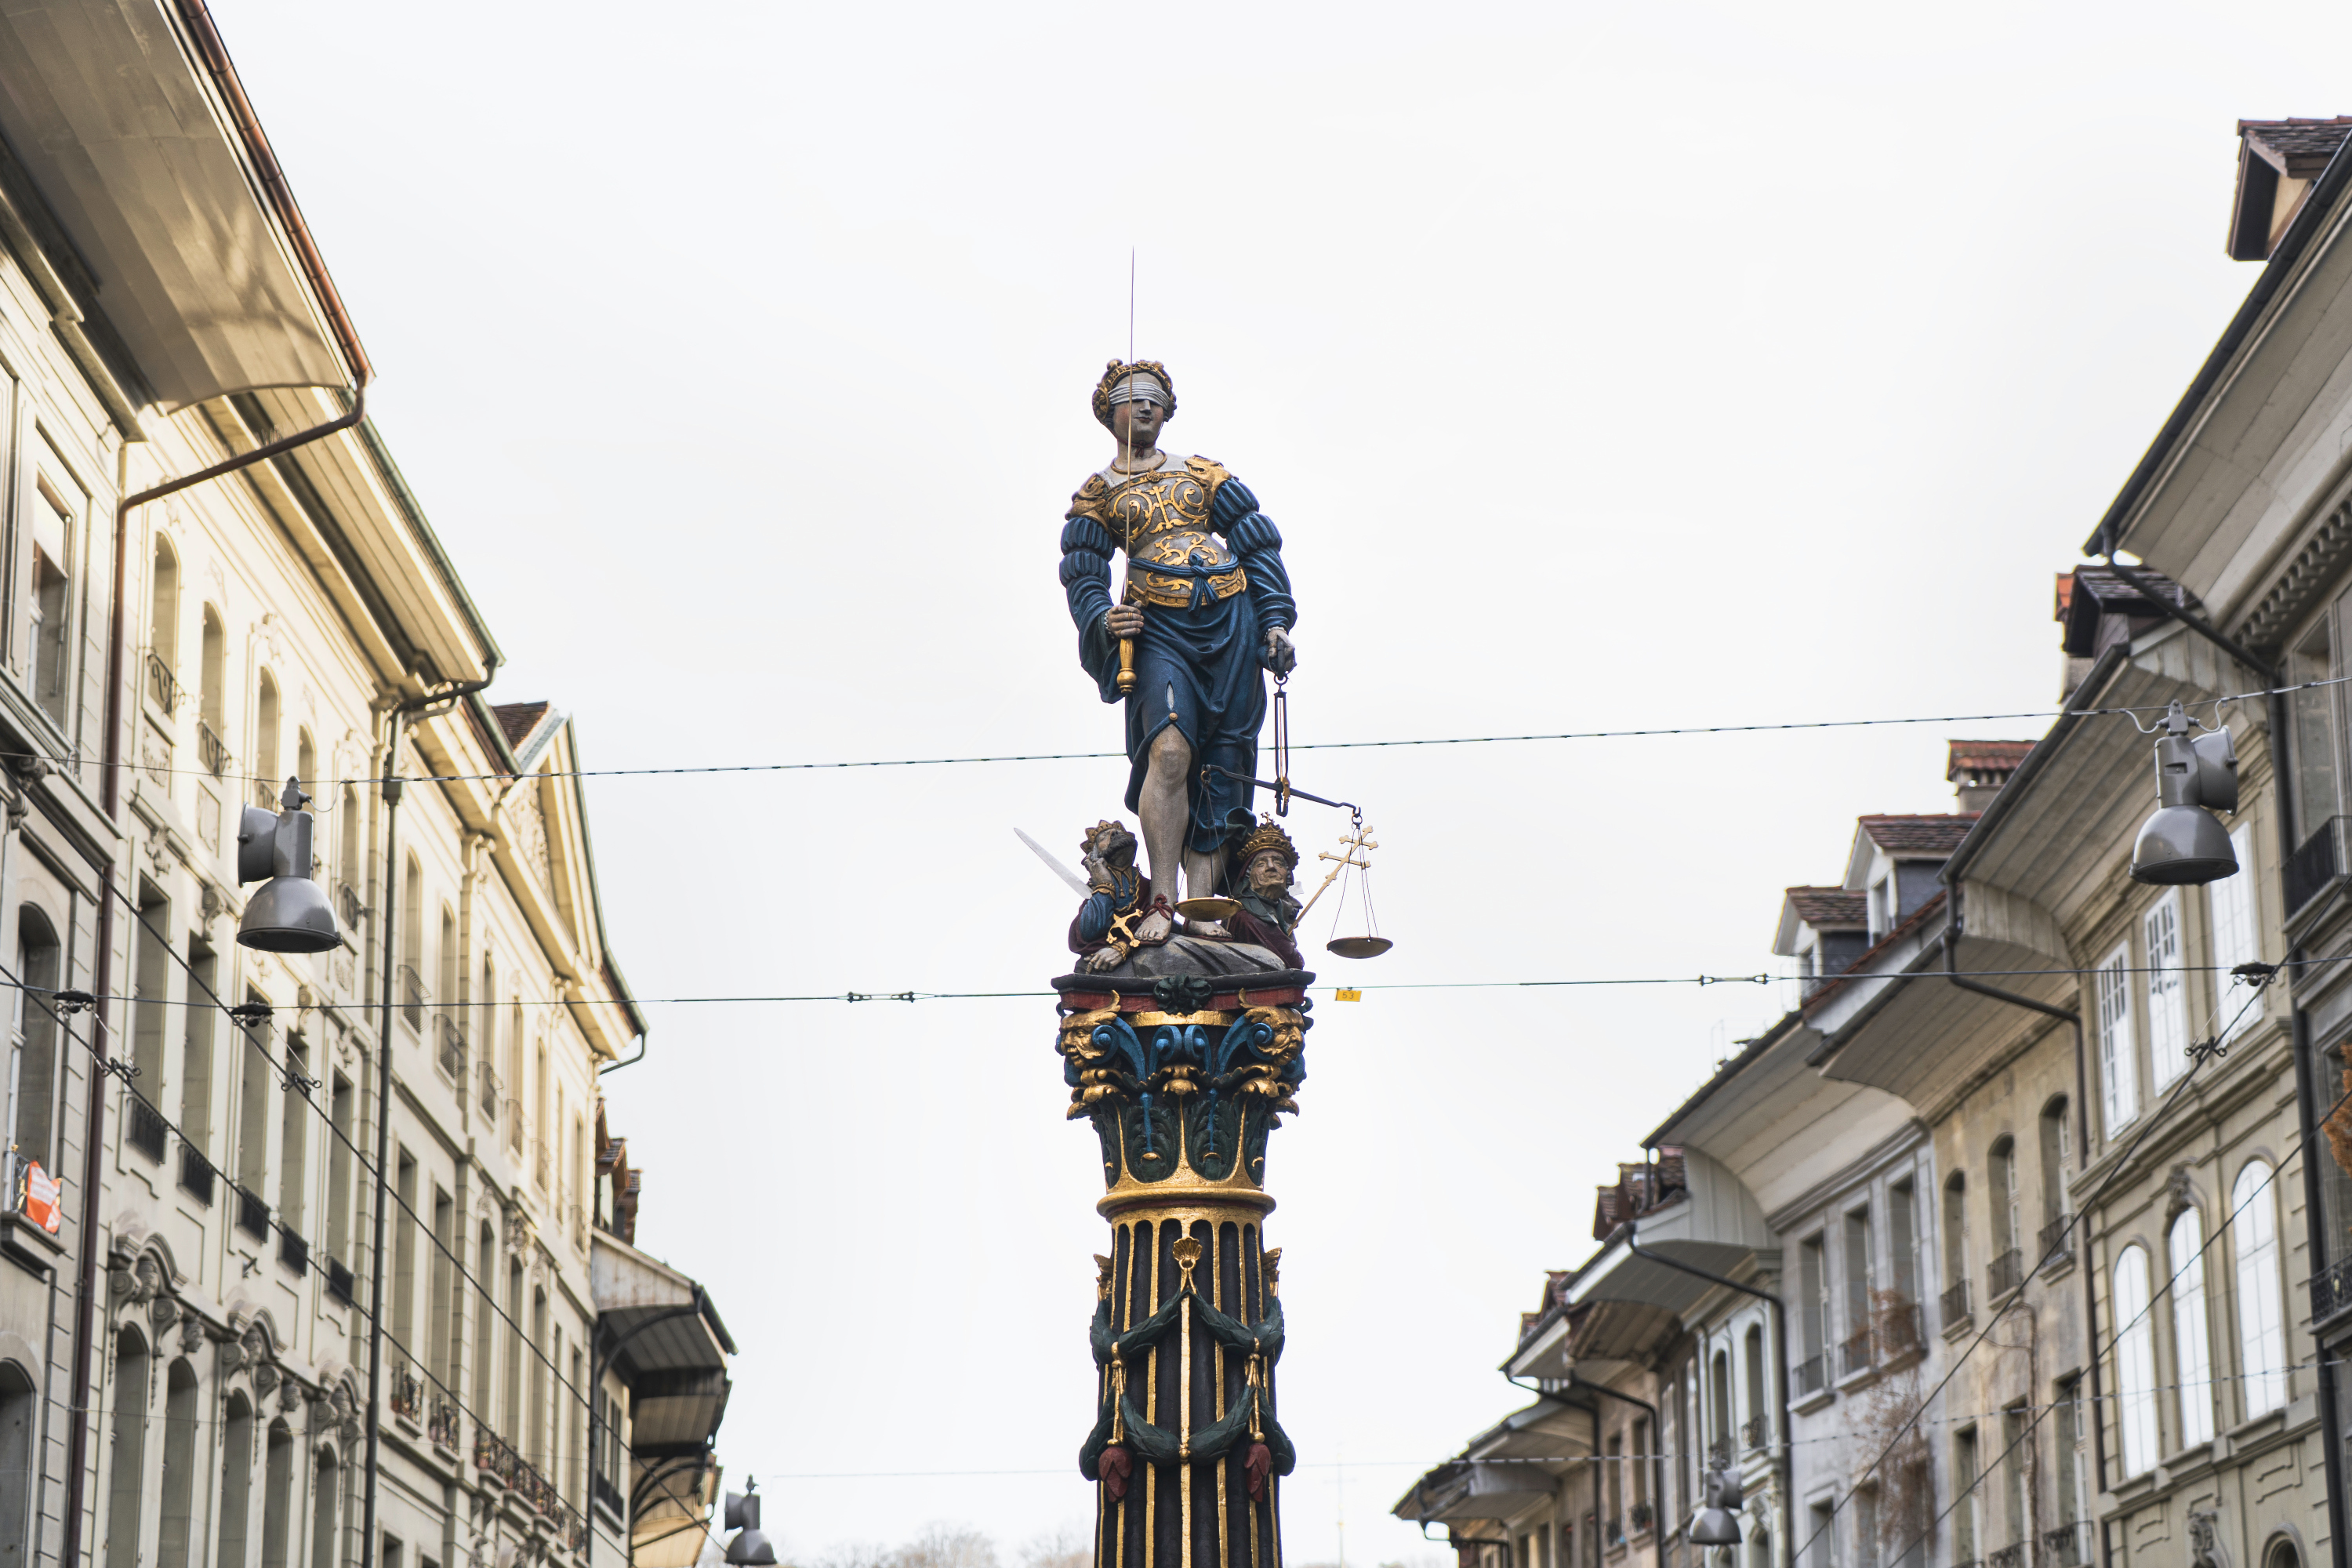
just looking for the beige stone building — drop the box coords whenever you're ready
[0,9,732,1568]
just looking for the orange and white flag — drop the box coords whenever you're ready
[22,1160,61,1234]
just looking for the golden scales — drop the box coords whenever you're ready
[1179,675,1393,960]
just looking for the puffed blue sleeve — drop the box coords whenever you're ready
[1211,476,1296,633]
[1060,514,1123,702]
[1076,888,1114,943]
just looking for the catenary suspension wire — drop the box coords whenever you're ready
[13,672,2350,791]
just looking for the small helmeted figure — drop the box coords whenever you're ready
[1058,359,1299,949]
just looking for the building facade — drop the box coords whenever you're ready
[0,9,731,1568]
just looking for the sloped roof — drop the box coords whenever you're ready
[2242,118,2352,179]
[2057,564,2200,655]
[1857,814,1980,855]
[492,701,552,750]
[1947,740,2034,776]
[1786,886,1867,928]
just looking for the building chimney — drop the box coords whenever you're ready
[1947,740,2035,813]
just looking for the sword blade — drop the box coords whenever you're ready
[1014,827,1092,895]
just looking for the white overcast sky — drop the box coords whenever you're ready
[200,1,2352,1561]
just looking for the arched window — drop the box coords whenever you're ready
[1943,1172,1968,1309]
[437,907,459,1064]
[338,787,359,906]
[2169,1208,2214,1448]
[2234,1161,2288,1416]
[219,1393,253,1568]
[157,1359,198,1568]
[2113,1246,2158,1475]
[198,608,227,778]
[253,671,279,797]
[2039,1098,2071,1237]
[2263,1535,2304,1568]
[295,729,315,797]
[147,537,178,711]
[1708,1348,1730,1445]
[1742,1324,1766,1449]
[534,1041,550,1187]
[530,1287,549,1465]
[506,1004,524,1155]
[105,1328,149,1568]
[480,954,499,1119]
[473,1224,496,1421]
[1989,1137,2020,1265]
[310,1444,339,1568]
[400,857,423,1031]
[8,909,62,1177]
[259,1420,292,1568]
[0,1360,37,1568]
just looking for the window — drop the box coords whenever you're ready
[2146,893,2189,1089]
[1889,1177,1918,1306]
[2054,1376,2087,1544]
[2234,1161,2288,1416]
[504,1259,524,1442]
[1843,1208,1874,1367]
[1809,1499,1838,1568]
[27,466,74,726]
[0,1363,34,1568]
[2169,1207,2214,1448]
[253,671,279,795]
[327,1076,355,1261]
[295,728,315,797]
[2113,1245,2159,1475]
[2001,1406,2027,1552]
[430,1187,455,1390]
[1942,1174,1968,1313]
[1988,1138,2019,1259]
[147,537,178,710]
[472,1225,496,1425]
[2289,624,2337,842]
[530,1288,549,1469]
[400,858,423,1031]
[2096,944,2138,1133]
[1743,1325,1766,1443]
[338,786,360,910]
[260,1421,292,1568]
[158,1359,198,1568]
[310,1444,339,1568]
[1951,1428,1979,1565]
[131,883,170,1105]
[1853,1485,1878,1568]
[105,1330,147,1568]
[6,911,61,1180]
[219,1396,252,1568]
[2038,1099,2071,1236]
[2210,823,2262,1040]
[278,1035,307,1235]
[1798,1233,1827,1377]
[234,993,270,1203]
[390,1151,416,1345]
[182,942,216,1181]
[437,907,458,1058]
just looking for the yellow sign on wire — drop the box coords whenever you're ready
[1334,989,1362,1002]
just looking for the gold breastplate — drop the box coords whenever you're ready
[1105,469,1244,608]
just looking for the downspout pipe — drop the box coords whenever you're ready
[358,669,497,1568]
[1622,1221,1794,1565]
[64,379,368,1568]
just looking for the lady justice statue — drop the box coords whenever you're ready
[1058,360,1299,949]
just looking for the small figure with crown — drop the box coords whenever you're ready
[1058,359,1300,951]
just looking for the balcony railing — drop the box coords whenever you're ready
[399,966,425,1030]
[2314,1254,2352,1327]
[427,1396,461,1451]
[144,651,180,715]
[436,1015,464,1081]
[1839,1326,1873,1377]
[1988,1247,2026,1299]
[252,776,281,811]
[197,720,230,779]
[326,1258,354,1305]
[278,1226,309,1278]
[2288,817,2351,919]
[1988,1545,2025,1568]
[178,1144,214,1205]
[2038,1216,2074,1272]
[1794,1354,1825,1396]
[127,1098,167,1163]
[1941,1279,1973,1331]
[390,1359,422,1421]
[2042,1523,2090,1566]
[1877,1300,1925,1359]
[475,1425,574,1530]
[1740,1414,1769,1452]
[478,1059,502,1119]
[235,1185,270,1240]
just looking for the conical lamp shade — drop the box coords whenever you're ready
[237,877,340,953]
[726,1530,777,1566]
[1688,1509,1741,1547]
[2129,804,2238,886]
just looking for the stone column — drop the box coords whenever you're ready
[1056,969,1311,1568]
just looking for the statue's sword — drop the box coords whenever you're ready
[1014,828,1092,895]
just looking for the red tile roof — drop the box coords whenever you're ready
[1858,815,1980,855]
[1786,886,1868,927]
[1947,741,2034,778]
[2242,118,2352,179]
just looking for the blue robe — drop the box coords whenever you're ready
[1059,463,1298,854]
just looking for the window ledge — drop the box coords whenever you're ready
[2,1210,64,1268]
[1791,1383,1835,1417]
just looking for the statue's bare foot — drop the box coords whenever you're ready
[1085,946,1127,974]
[1187,920,1230,939]
[1135,907,1174,946]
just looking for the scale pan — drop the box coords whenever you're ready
[1326,936,1394,960]
[1177,898,1241,921]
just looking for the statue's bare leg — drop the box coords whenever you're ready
[1137,725,1192,943]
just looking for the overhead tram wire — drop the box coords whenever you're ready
[1783,960,2281,1566]
[6,670,2348,793]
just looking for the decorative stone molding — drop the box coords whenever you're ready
[2166,1163,2198,1218]
[2234,496,2352,654]
[2187,1508,2228,1568]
